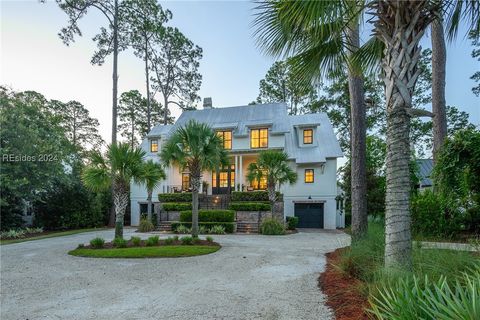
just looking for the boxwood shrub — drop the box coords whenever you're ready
[231,191,283,202]
[179,210,235,223]
[286,216,299,230]
[229,202,271,211]
[162,202,192,211]
[158,193,192,202]
[171,222,235,233]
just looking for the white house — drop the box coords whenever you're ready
[130,100,344,229]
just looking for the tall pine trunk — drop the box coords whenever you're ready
[163,95,169,125]
[376,2,430,269]
[431,18,447,163]
[347,21,367,240]
[145,38,151,132]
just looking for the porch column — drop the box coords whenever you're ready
[239,155,243,191]
[234,155,238,191]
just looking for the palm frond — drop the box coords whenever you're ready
[444,0,480,41]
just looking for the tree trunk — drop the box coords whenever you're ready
[163,95,169,125]
[111,0,118,144]
[267,180,277,217]
[191,172,200,237]
[377,3,429,270]
[346,21,367,240]
[145,38,151,132]
[431,18,447,163]
[147,190,153,222]
[113,181,129,239]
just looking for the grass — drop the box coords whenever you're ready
[0,228,109,245]
[68,245,221,258]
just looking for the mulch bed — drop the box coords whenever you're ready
[83,238,219,249]
[318,248,369,320]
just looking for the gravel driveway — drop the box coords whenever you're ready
[1,228,349,320]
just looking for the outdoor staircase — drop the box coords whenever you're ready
[236,222,259,234]
[199,194,231,210]
[157,222,172,232]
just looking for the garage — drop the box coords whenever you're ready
[294,203,324,228]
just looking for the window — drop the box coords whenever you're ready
[303,129,313,144]
[150,139,158,152]
[304,169,314,183]
[182,173,190,191]
[216,130,232,150]
[251,169,268,190]
[250,128,268,149]
[212,165,235,188]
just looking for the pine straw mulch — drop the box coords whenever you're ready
[318,248,370,320]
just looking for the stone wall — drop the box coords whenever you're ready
[235,201,284,223]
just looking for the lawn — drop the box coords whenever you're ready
[69,245,221,258]
[0,228,109,245]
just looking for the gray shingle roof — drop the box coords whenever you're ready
[416,159,433,186]
[147,103,343,163]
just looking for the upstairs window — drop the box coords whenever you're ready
[150,139,159,152]
[304,169,314,183]
[303,129,313,144]
[217,130,232,150]
[250,128,268,149]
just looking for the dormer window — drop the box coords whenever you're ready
[251,128,268,149]
[217,130,232,150]
[303,129,313,144]
[150,139,159,152]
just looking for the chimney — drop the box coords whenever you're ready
[203,97,213,109]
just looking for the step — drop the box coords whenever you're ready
[236,222,259,233]
[157,222,172,231]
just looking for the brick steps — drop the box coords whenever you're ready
[157,222,172,232]
[236,222,259,234]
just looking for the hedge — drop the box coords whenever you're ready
[179,210,235,223]
[158,193,192,202]
[229,202,271,211]
[171,222,235,233]
[162,202,192,211]
[231,191,283,202]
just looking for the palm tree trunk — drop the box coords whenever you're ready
[191,171,200,237]
[346,21,367,240]
[376,2,430,270]
[147,190,153,222]
[267,181,277,218]
[113,181,129,239]
[431,18,447,163]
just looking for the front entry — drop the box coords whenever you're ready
[212,165,235,194]
[294,203,324,228]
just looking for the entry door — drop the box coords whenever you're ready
[212,165,235,194]
[294,203,324,228]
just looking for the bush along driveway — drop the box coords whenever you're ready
[1,228,349,320]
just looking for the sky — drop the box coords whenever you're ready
[1,0,479,149]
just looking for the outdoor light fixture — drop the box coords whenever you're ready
[308,196,312,200]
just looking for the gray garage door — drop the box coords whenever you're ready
[294,203,324,228]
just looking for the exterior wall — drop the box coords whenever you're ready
[281,158,338,229]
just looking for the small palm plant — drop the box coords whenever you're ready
[82,143,145,239]
[160,120,229,237]
[246,150,297,215]
[140,159,166,223]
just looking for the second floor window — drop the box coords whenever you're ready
[217,130,232,149]
[305,169,314,183]
[150,139,158,152]
[250,128,268,149]
[303,129,313,144]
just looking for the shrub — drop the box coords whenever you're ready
[138,217,155,233]
[369,266,480,320]
[206,236,214,243]
[229,202,271,211]
[90,237,105,249]
[77,243,85,248]
[180,236,193,245]
[260,218,286,235]
[130,236,141,246]
[162,202,192,211]
[113,237,127,248]
[175,225,191,234]
[198,225,208,234]
[164,237,174,245]
[145,235,159,246]
[0,229,26,239]
[173,235,179,241]
[179,210,235,223]
[286,216,299,230]
[192,236,201,244]
[25,227,43,234]
[172,222,234,233]
[209,225,226,234]
[158,193,192,202]
[231,191,283,202]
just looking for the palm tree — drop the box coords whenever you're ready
[246,150,297,216]
[140,159,166,223]
[160,120,229,237]
[253,0,369,239]
[83,143,145,239]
